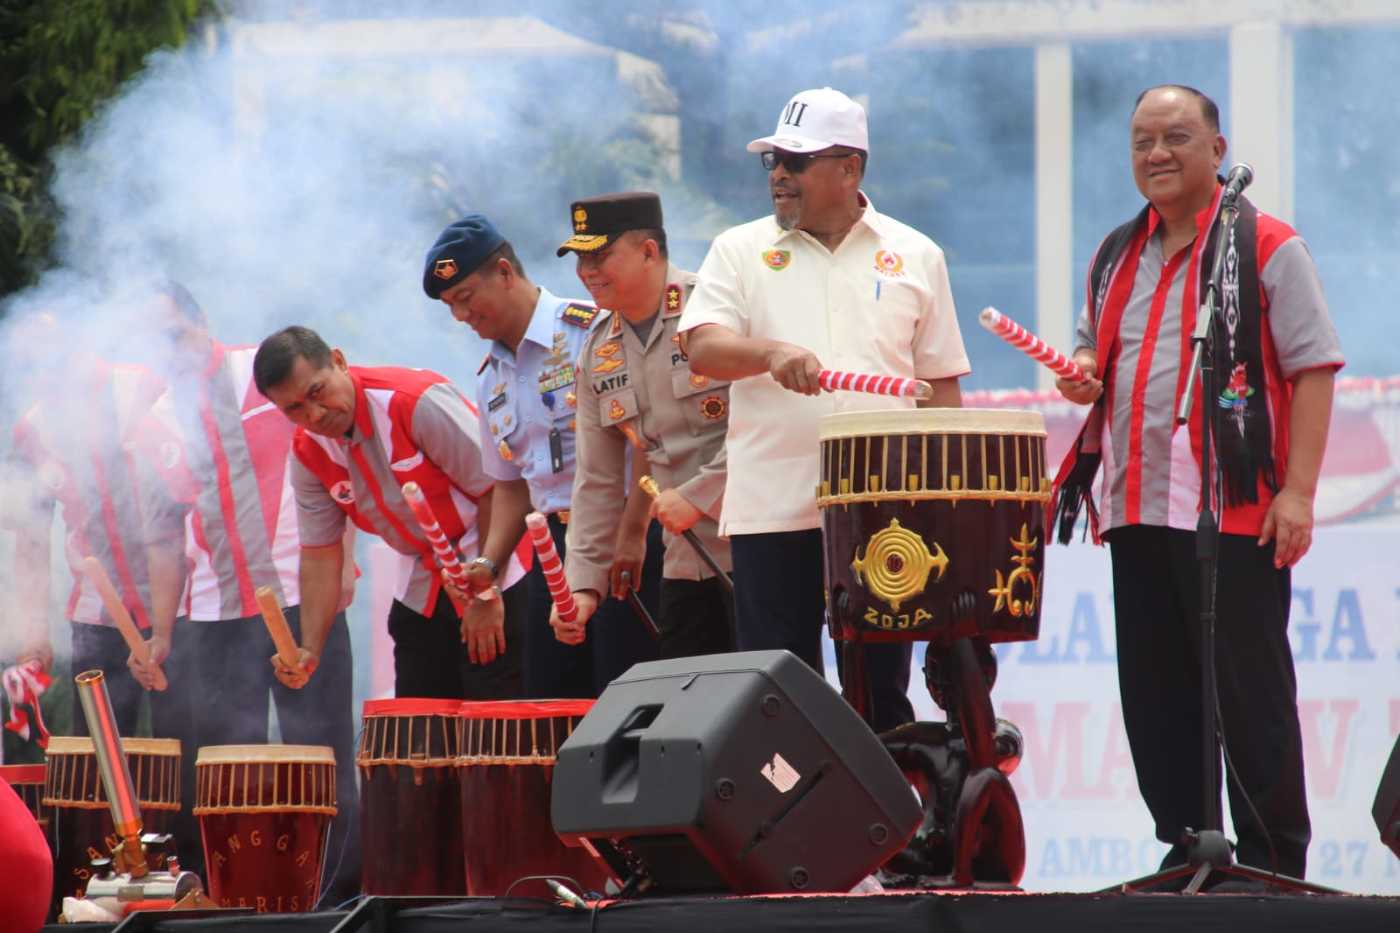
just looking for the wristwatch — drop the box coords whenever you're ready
[468,556,498,580]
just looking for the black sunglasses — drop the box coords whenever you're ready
[760,150,850,173]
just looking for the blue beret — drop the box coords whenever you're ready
[423,214,506,299]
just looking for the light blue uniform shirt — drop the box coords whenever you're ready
[476,286,599,514]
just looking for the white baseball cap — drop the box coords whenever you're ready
[747,87,869,154]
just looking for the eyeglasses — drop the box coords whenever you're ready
[760,150,851,173]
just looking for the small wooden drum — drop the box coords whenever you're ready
[42,737,180,915]
[818,409,1051,643]
[358,698,465,896]
[195,744,336,913]
[458,701,613,896]
[0,763,47,830]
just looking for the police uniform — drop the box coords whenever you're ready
[561,194,735,657]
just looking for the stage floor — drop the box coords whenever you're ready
[38,889,1400,933]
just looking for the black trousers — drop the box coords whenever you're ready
[658,576,735,660]
[730,529,914,733]
[523,516,663,698]
[185,607,361,904]
[386,580,526,700]
[69,622,202,879]
[1106,525,1311,877]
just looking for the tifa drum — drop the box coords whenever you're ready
[42,737,180,916]
[818,408,1051,643]
[0,763,47,831]
[458,701,613,896]
[195,744,336,912]
[358,699,465,896]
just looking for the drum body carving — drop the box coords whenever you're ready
[818,409,1051,643]
[358,699,465,896]
[195,744,335,912]
[42,737,179,916]
[458,701,613,896]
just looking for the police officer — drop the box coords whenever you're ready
[423,215,659,697]
[556,192,734,658]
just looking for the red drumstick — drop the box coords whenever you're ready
[401,481,477,597]
[978,307,1088,384]
[817,369,933,399]
[524,511,578,624]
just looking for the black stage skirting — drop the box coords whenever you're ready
[38,891,1400,933]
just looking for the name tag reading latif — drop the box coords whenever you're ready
[549,428,564,474]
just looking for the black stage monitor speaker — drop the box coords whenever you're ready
[551,650,922,895]
[1376,734,1400,860]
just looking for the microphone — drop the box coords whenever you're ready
[1220,162,1253,206]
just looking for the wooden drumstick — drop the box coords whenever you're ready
[255,586,302,670]
[80,557,167,692]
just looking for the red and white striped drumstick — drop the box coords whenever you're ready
[524,511,578,624]
[401,481,475,595]
[979,307,1089,384]
[817,369,934,400]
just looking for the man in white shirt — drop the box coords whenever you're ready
[680,87,970,731]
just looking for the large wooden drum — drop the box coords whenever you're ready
[195,744,336,912]
[818,409,1051,643]
[42,737,180,916]
[358,698,465,896]
[0,763,47,830]
[458,701,613,896]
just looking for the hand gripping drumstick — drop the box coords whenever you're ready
[255,586,302,670]
[525,511,578,625]
[401,481,495,603]
[816,369,934,400]
[978,307,1089,384]
[637,475,733,595]
[80,557,167,692]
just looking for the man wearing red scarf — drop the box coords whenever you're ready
[1053,85,1342,883]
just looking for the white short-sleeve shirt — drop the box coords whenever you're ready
[679,195,970,535]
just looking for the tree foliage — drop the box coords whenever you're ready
[0,0,218,298]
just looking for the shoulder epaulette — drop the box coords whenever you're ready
[561,303,598,329]
[476,351,492,375]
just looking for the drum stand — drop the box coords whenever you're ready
[839,593,1026,888]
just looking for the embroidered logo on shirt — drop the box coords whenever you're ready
[699,396,727,420]
[608,398,627,421]
[874,249,905,276]
[762,249,791,271]
[593,357,624,375]
[689,373,709,389]
[594,341,621,359]
[330,480,355,504]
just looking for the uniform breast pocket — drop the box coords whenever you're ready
[671,369,730,434]
[485,390,521,444]
[598,386,641,432]
[867,273,924,357]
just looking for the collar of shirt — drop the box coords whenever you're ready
[1143,184,1223,243]
[489,286,561,364]
[347,367,374,444]
[767,190,885,249]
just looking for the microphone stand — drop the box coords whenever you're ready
[1110,194,1335,896]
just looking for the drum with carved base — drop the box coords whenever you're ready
[358,698,465,895]
[458,701,614,896]
[42,737,180,918]
[818,408,1051,644]
[194,744,335,913]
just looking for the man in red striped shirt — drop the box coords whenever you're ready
[128,285,359,901]
[1054,85,1342,884]
[253,325,525,700]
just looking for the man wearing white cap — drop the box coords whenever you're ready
[679,87,971,731]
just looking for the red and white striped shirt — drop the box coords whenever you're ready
[137,342,301,621]
[8,361,166,627]
[290,366,502,616]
